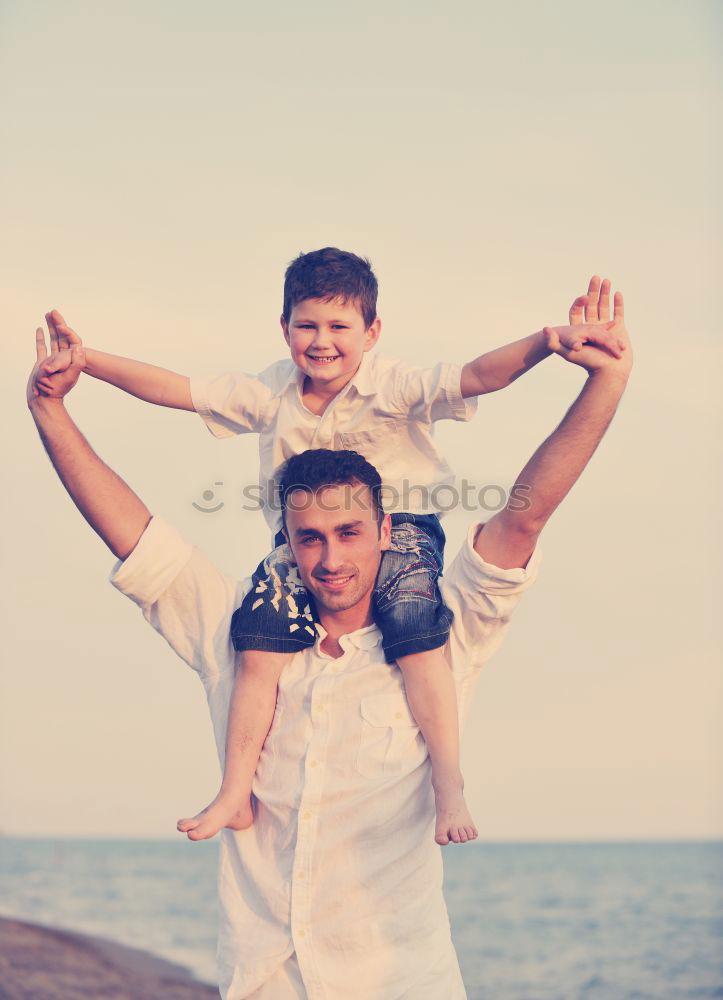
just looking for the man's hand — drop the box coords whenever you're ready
[544,276,633,380]
[28,314,86,407]
[27,318,152,560]
[46,309,82,351]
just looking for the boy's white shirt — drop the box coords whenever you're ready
[110,515,541,999]
[190,353,478,539]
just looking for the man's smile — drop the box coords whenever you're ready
[315,573,355,590]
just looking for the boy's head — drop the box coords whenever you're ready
[279,449,391,615]
[282,247,378,328]
[280,248,381,390]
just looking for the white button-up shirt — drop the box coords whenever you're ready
[190,354,477,539]
[111,517,540,999]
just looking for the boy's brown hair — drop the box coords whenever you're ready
[282,247,378,328]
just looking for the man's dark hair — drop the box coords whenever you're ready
[282,247,378,329]
[279,449,385,526]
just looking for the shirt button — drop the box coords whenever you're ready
[395,711,403,720]
[297,871,306,880]
[297,929,306,938]
[309,759,319,768]
[301,811,312,821]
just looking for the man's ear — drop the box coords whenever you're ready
[280,314,290,346]
[379,513,392,551]
[364,316,382,352]
[282,525,297,564]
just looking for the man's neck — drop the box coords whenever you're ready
[317,599,375,658]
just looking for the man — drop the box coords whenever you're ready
[28,282,631,998]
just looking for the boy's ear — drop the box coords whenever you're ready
[280,314,290,345]
[364,316,382,352]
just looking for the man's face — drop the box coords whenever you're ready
[284,483,391,615]
[281,297,380,392]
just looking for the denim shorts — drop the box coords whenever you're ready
[230,513,454,664]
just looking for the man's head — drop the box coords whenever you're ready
[279,449,391,616]
[280,248,381,391]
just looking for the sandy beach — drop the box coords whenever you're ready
[0,917,218,999]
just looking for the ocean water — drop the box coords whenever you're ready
[1,838,722,999]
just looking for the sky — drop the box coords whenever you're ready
[2,0,721,840]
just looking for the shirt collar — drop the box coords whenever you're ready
[313,621,382,654]
[345,352,377,397]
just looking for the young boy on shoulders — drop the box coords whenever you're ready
[39,249,624,846]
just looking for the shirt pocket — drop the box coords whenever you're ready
[355,694,426,780]
[336,418,402,451]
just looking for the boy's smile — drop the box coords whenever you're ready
[281,297,381,400]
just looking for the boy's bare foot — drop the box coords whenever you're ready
[433,780,478,846]
[176,792,254,841]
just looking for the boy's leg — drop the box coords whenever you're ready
[374,517,477,846]
[396,649,477,846]
[177,650,290,840]
[178,543,316,841]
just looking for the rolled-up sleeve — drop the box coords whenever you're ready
[443,521,541,683]
[393,362,478,424]
[190,371,274,438]
[110,516,243,682]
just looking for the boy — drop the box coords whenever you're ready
[39,249,623,846]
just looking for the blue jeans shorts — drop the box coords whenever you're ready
[230,513,454,664]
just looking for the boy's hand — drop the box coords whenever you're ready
[34,347,75,396]
[544,276,633,380]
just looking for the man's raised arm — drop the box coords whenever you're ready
[475,280,633,570]
[27,324,151,560]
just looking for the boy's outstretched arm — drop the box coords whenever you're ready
[460,276,626,398]
[37,310,194,410]
[28,325,152,560]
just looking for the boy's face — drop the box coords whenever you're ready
[281,297,381,392]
